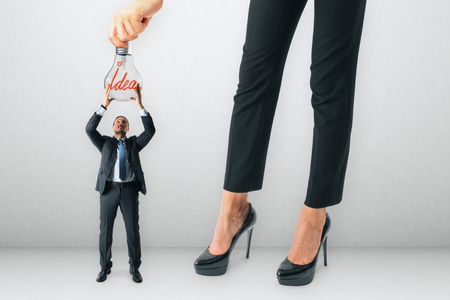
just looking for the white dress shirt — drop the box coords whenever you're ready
[96,105,148,182]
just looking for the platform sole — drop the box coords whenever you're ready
[194,265,227,276]
[277,272,315,286]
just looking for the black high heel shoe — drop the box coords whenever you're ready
[194,203,257,276]
[277,212,331,286]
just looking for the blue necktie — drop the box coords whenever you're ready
[119,139,126,181]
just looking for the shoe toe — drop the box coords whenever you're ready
[194,248,228,267]
[96,270,109,282]
[277,258,294,277]
[130,268,143,283]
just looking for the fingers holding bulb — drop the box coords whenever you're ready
[108,0,163,48]
[106,84,112,97]
[132,84,143,108]
[132,84,138,96]
[103,84,109,96]
[128,15,151,37]
[108,21,128,48]
[104,84,114,103]
[123,18,140,40]
[112,17,131,45]
[109,10,139,47]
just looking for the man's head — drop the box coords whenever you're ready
[112,116,129,138]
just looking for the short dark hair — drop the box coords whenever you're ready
[113,116,129,126]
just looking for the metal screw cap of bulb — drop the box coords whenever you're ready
[116,41,132,55]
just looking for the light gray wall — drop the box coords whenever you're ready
[1,0,449,248]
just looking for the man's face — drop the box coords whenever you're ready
[113,117,129,136]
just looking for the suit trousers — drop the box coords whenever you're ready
[99,183,141,270]
[223,0,367,208]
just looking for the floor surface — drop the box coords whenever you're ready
[1,248,449,300]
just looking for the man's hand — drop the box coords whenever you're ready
[102,84,114,108]
[132,84,144,110]
[109,0,164,48]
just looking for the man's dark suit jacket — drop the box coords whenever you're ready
[86,111,156,195]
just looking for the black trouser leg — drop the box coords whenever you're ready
[99,186,119,270]
[224,0,308,192]
[119,185,141,269]
[223,0,366,208]
[305,0,367,208]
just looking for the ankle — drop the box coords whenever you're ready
[219,191,249,219]
[300,206,326,229]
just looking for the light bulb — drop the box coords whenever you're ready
[104,42,142,101]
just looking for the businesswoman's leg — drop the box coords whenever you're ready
[285,0,366,266]
[209,0,309,255]
[288,0,367,265]
[202,0,367,277]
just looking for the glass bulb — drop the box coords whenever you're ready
[104,42,142,102]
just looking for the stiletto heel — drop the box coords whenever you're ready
[276,212,331,286]
[194,203,257,276]
[246,227,254,259]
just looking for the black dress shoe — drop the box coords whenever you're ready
[96,269,111,282]
[276,212,331,286]
[194,203,257,276]
[129,267,143,283]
